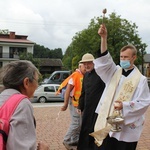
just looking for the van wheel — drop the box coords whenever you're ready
[38,97,47,103]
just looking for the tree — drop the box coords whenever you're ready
[19,52,41,69]
[49,48,63,59]
[33,44,50,58]
[34,44,63,59]
[63,45,74,70]
[63,12,147,70]
[0,29,9,34]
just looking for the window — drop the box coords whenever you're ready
[9,47,27,58]
[0,62,2,67]
[52,73,60,80]
[62,73,69,81]
[44,86,55,92]
[0,46,2,58]
[56,86,59,91]
[63,73,69,80]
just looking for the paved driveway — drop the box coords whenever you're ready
[34,106,150,150]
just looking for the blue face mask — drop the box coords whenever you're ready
[120,60,131,69]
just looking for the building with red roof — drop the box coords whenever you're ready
[0,31,34,67]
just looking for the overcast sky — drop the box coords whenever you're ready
[0,0,150,53]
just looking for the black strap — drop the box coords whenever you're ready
[34,117,36,128]
[72,96,77,101]
[0,129,8,143]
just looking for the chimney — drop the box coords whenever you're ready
[9,32,15,39]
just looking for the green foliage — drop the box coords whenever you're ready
[33,44,63,59]
[33,44,49,58]
[62,45,74,71]
[62,12,147,69]
[49,48,63,59]
[19,52,41,69]
[0,29,9,34]
[19,45,63,81]
[19,52,45,82]
[72,55,80,71]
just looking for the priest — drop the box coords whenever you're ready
[90,24,150,150]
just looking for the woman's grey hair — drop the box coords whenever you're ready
[0,60,40,91]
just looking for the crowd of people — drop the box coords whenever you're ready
[0,23,150,150]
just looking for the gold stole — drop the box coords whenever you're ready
[90,66,142,146]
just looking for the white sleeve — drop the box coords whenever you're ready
[68,78,74,85]
[122,76,150,125]
[94,52,117,84]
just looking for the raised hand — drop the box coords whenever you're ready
[98,24,108,53]
[98,24,107,38]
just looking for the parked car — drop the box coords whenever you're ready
[30,84,63,103]
[42,70,71,84]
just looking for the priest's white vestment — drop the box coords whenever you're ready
[93,52,150,143]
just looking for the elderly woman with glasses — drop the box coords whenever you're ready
[0,60,49,150]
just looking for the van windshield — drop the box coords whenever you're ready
[52,73,60,81]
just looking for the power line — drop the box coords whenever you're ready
[0,19,88,27]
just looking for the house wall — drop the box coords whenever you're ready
[0,31,34,67]
[145,63,150,78]
[2,45,9,58]
[27,46,33,53]
[1,43,33,53]
[0,44,34,67]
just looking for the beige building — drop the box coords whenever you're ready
[144,54,150,78]
[0,31,34,67]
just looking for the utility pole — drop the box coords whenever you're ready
[141,49,144,75]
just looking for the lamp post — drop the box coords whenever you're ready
[141,48,144,75]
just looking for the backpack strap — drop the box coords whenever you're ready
[0,94,27,143]
[0,94,27,120]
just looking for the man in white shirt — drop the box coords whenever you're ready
[61,63,86,150]
[91,24,150,150]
